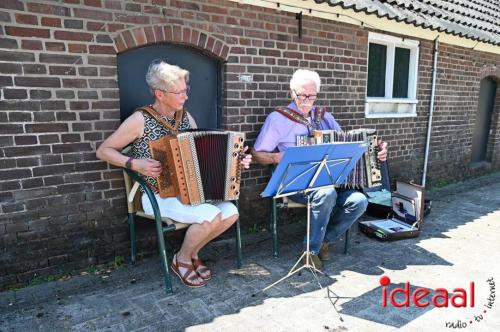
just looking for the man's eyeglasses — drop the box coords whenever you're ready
[160,85,190,96]
[293,90,317,102]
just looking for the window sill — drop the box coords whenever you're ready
[366,98,418,104]
[365,99,418,118]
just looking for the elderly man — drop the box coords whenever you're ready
[252,69,387,269]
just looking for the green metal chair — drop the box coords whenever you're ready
[123,166,243,295]
[268,165,351,258]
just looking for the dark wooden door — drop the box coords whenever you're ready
[117,44,221,128]
[471,78,497,162]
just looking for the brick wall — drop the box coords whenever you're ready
[0,0,499,289]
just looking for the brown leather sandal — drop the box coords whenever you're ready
[192,257,212,281]
[171,254,207,288]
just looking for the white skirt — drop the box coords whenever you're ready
[141,193,238,224]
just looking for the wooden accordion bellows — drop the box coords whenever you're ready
[149,130,245,205]
[297,128,381,188]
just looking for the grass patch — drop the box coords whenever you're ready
[29,275,57,286]
[113,255,125,269]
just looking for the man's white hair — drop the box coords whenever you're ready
[290,69,321,92]
[145,60,189,95]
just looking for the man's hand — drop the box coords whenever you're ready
[249,148,282,165]
[134,158,163,177]
[240,146,252,169]
[274,151,284,164]
[377,139,388,162]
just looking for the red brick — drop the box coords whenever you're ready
[74,8,112,21]
[88,79,117,88]
[69,101,89,110]
[122,30,136,48]
[54,30,93,42]
[21,39,42,50]
[0,0,24,10]
[68,43,88,53]
[173,25,182,42]
[45,42,66,51]
[182,27,191,43]
[144,26,155,43]
[41,17,61,27]
[49,66,76,75]
[87,21,106,32]
[171,0,199,10]
[213,40,223,57]
[27,3,70,16]
[206,37,215,51]
[107,23,125,33]
[0,38,18,49]
[63,79,88,88]
[105,0,122,9]
[15,77,60,88]
[163,26,172,42]
[39,53,82,64]
[115,13,149,24]
[132,28,146,46]
[220,45,230,59]
[5,26,50,38]
[84,0,101,7]
[15,14,38,25]
[153,25,164,42]
[114,36,126,53]
[198,33,207,48]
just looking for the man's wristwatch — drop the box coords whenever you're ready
[125,156,134,169]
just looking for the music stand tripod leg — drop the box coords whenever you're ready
[263,195,323,291]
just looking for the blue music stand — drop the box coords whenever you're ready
[262,141,367,291]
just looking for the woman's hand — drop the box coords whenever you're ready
[133,158,163,177]
[377,140,388,162]
[240,146,252,169]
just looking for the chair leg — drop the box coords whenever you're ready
[235,217,243,268]
[156,228,173,295]
[344,227,351,255]
[128,213,137,264]
[271,198,279,258]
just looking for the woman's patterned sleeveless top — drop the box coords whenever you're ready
[131,108,191,193]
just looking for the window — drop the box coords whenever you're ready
[365,32,419,118]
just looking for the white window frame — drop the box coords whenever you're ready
[365,32,420,118]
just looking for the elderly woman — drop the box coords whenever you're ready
[252,69,388,269]
[96,60,251,288]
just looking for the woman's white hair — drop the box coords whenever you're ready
[145,60,189,95]
[290,69,321,92]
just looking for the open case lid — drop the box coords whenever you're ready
[394,181,425,225]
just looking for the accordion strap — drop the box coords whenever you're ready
[275,106,325,130]
[139,105,184,134]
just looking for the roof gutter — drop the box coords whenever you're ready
[422,36,439,187]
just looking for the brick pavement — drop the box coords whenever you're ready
[1,172,499,332]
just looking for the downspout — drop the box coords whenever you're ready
[421,36,439,187]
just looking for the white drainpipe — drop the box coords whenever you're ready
[422,36,439,187]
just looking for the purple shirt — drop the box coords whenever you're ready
[254,102,342,152]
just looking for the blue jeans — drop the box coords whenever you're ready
[289,188,368,254]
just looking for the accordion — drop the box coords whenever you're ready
[149,130,245,205]
[296,128,381,188]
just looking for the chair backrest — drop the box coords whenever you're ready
[123,169,142,214]
[122,145,143,214]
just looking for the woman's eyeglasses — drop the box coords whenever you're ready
[160,85,190,96]
[293,90,317,102]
